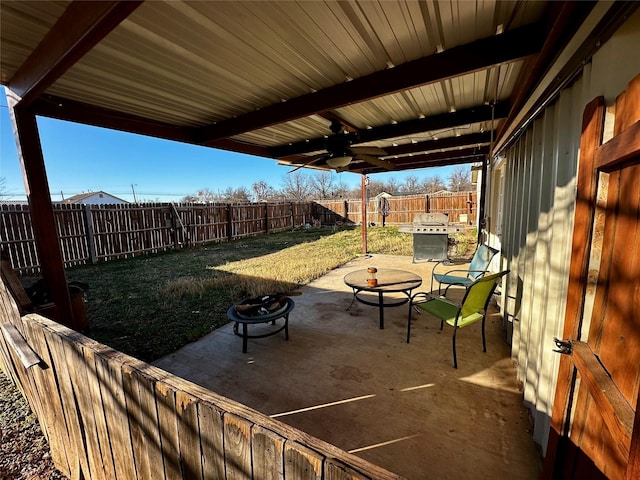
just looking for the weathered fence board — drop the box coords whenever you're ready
[315,191,477,226]
[252,425,286,480]
[21,317,74,477]
[1,195,473,273]
[198,399,226,478]
[1,201,317,273]
[0,275,405,480]
[176,390,205,479]
[284,442,324,480]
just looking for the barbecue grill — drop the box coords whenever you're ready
[399,213,461,262]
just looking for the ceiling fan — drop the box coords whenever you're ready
[289,120,395,173]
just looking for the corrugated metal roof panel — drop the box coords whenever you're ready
[39,1,542,132]
[0,1,69,84]
[1,0,556,172]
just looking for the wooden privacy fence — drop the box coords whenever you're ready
[1,194,475,274]
[1,202,315,274]
[315,191,477,226]
[0,279,403,480]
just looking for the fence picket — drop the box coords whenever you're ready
[2,298,406,480]
[198,400,226,478]
[1,194,473,273]
[252,425,285,480]
[224,412,253,479]
[175,390,205,480]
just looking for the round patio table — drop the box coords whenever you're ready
[227,298,294,353]
[344,268,422,329]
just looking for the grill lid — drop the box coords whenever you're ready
[398,212,461,234]
[412,213,449,225]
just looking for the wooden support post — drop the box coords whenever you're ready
[264,203,269,233]
[343,200,348,222]
[425,194,430,213]
[6,91,74,328]
[361,175,368,254]
[83,205,98,264]
[477,156,488,243]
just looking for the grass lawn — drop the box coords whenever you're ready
[67,226,417,362]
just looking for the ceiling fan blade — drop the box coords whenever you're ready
[350,146,387,156]
[287,153,326,173]
[357,154,396,170]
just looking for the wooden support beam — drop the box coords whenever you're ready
[6,91,75,329]
[353,155,487,175]
[383,131,494,157]
[361,176,368,255]
[8,1,142,106]
[200,24,543,144]
[390,146,490,168]
[498,2,596,145]
[272,103,507,158]
[32,95,273,159]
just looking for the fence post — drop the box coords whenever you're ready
[264,203,269,233]
[289,203,294,230]
[467,192,473,224]
[425,195,430,213]
[83,205,98,264]
[227,204,233,241]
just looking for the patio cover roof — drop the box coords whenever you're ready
[3,1,634,175]
[1,0,637,326]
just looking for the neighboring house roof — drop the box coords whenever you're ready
[374,191,419,198]
[62,191,128,204]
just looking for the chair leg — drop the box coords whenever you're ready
[481,314,487,352]
[452,327,458,369]
[406,302,413,343]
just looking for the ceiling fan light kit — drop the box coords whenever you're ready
[326,155,352,168]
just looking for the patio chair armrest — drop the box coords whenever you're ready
[438,268,472,277]
[429,295,461,308]
[411,291,434,305]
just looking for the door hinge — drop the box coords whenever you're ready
[553,337,573,355]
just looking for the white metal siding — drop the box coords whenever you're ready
[489,8,640,453]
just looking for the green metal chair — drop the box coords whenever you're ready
[407,270,509,368]
[431,243,499,295]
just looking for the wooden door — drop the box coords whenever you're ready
[543,75,640,479]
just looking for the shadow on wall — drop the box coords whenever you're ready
[504,274,524,346]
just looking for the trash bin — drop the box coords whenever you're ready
[69,283,88,332]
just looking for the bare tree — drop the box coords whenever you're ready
[221,186,251,202]
[332,177,352,198]
[251,181,277,202]
[366,179,386,197]
[448,166,473,192]
[309,171,335,199]
[181,188,218,202]
[383,178,400,194]
[402,175,420,193]
[422,175,446,193]
[281,171,311,201]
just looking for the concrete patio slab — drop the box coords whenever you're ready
[154,254,542,479]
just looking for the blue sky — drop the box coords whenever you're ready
[0,89,457,202]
